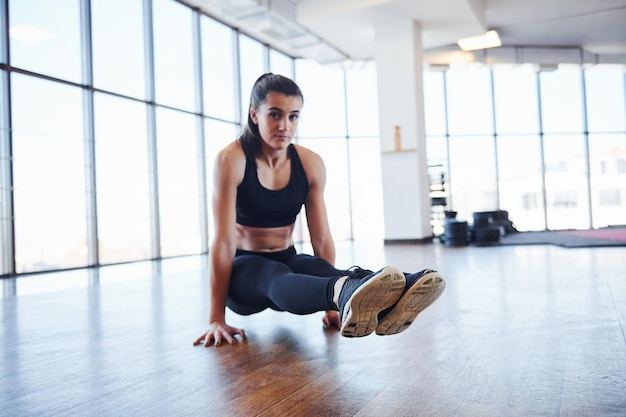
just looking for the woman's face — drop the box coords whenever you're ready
[250,92,303,152]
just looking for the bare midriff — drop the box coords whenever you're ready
[235,223,295,252]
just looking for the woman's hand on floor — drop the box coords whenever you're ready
[193,321,246,347]
[322,310,341,330]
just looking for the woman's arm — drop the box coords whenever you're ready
[194,142,246,346]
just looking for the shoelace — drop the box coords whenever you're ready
[344,265,373,280]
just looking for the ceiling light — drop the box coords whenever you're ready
[210,0,266,19]
[243,11,307,40]
[293,41,348,64]
[537,63,559,72]
[457,30,501,52]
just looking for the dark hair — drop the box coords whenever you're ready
[239,73,303,161]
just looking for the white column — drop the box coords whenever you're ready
[375,19,432,241]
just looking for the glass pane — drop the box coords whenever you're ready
[92,0,146,99]
[11,73,86,272]
[0,3,5,64]
[448,135,498,222]
[539,65,585,134]
[9,0,82,82]
[204,118,239,243]
[426,135,449,236]
[423,71,447,136]
[585,65,626,133]
[153,0,196,111]
[201,17,237,122]
[446,66,494,135]
[295,59,346,138]
[269,49,294,78]
[589,133,626,228]
[156,107,202,256]
[543,134,590,230]
[493,64,540,134]
[426,135,448,162]
[345,65,379,137]
[239,34,266,125]
[348,137,384,240]
[0,70,7,274]
[94,93,152,264]
[298,137,351,241]
[497,135,546,231]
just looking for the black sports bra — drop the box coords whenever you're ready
[236,144,309,228]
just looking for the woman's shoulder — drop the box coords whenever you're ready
[292,143,322,164]
[217,140,245,161]
[292,143,325,183]
[215,140,246,178]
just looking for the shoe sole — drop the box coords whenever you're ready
[375,271,446,336]
[340,266,405,338]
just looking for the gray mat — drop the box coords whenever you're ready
[499,231,626,248]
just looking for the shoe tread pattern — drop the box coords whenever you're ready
[375,272,446,336]
[340,267,405,338]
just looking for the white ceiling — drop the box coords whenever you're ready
[187,0,626,64]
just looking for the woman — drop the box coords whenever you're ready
[194,73,445,347]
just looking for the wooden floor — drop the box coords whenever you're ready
[1,241,625,416]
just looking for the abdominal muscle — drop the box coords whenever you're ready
[235,223,295,252]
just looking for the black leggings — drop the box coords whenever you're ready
[227,246,347,315]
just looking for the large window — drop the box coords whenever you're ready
[201,17,237,122]
[296,59,347,138]
[155,108,202,257]
[11,74,86,273]
[445,66,498,221]
[345,64,379,138]
[204,118,239,244]
[585,65,626,133]
[424,62,626,231]
[493,65,539,134]
[296,60,351,241]
[448,135,498,220]
[540,67,590,229]
[270,49,294,78]
[588,133,626,228]
[347,137,384,240]
[238,35,266,124]
[497,135,545,231]
[540,65,585,134]
[9,0,82,83]
[423,71,447,136]
[493,65,545,230]
[153,0,196,111]
[585,65,626,229]
[543,134,590,229]
[424,71,450,228]
[2,0,625,277]
[298,137,352,241]
[446,66,494,136]
[92,0,146,99]
[1,0,380,277]
[345,65,383,240]
[0,70,10,275]
[93,93,152,264]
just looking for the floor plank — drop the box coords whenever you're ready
[1,242,625,416]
